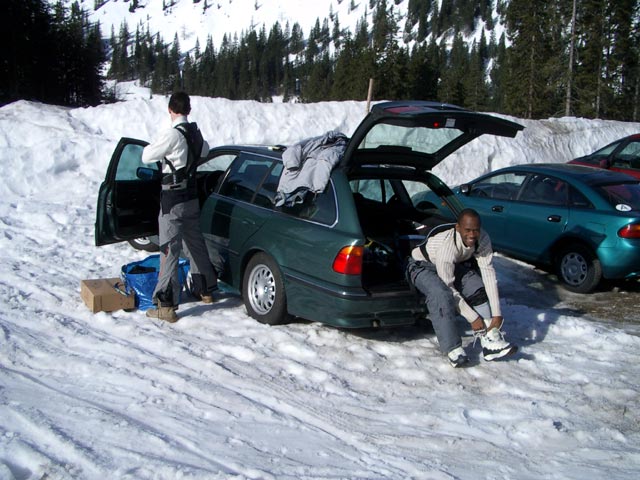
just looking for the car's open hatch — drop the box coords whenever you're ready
[341,101,524,171]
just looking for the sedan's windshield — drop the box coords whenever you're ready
[595,182,640,211]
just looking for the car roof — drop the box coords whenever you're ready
[500,163,639,185]
[210,145,284,159]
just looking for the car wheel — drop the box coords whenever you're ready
[128,237,159,252]
[556,244,602,293]
[243,253,289,325]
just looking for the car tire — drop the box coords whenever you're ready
[556,244,602,293]
[243,252,290,325]
[128,237,159,252]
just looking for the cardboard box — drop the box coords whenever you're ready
[81,278,135,313]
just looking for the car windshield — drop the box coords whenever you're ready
[595,182,640,211]
[357,122,464,154]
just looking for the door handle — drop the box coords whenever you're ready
[547,215,562,222]
[242,218,256,226]
[491,205,504,212]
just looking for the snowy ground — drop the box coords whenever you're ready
[1,88,640,479]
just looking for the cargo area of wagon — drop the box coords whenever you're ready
[348,169,460,292]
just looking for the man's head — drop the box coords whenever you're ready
[456,208,482,248]
[168,91,191,116]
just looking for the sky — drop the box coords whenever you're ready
[0,83,640,479]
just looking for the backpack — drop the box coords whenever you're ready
[163,122,204,188]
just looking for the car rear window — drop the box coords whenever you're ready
[357,123,463,155]
[595,182,640,211]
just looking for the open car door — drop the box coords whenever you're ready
[95,138,161,246]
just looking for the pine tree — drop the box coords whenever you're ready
[2,0,104,107]
[608,0,637,119]
[489,32,508,112]
[573,0,609,118]
[439,33,469,106]
[504,0,564,118]
[301,52,332,102]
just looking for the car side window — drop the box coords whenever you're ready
[613,140,640,168]
[469,172,527,200]
[351,179,394,203]
[519,175,568,206]
[280,181,337,225]
[592,142,619,158]
[254,162,281,208]
[568,186,594,209]
[115,144,158,181]
[219,154,275,205]
[198,154,236,172]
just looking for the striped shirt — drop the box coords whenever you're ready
[411,227,501,323]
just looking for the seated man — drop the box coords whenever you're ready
[406,208,517,367]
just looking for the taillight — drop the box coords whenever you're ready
[618,223,640,238]
[332,246,364,275]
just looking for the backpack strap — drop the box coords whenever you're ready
[161,122,204,190]
[418,223,456,260]
[174,122,204,176]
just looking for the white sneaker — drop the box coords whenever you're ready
[478,328,517,361]
[447,346,469,368]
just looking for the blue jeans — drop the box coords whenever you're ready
[406,259,486,354]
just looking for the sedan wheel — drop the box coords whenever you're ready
[243,253,289,325]
[128,237,159,252]
[557,244,602,293]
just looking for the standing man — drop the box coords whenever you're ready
[142,91,218,322]
[406,208,517,367]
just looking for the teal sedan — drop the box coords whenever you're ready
[448,163,640,293]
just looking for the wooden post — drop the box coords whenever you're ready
[366,78,374,113]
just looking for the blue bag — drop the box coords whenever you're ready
[121,255,190,310]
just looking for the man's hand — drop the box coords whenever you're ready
[488,316,504,331]
[471,317,486,332]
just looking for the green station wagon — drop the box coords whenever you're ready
[96,101,523,328]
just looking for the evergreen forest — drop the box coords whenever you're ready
[2,0,105,108]
[2,0,639,121]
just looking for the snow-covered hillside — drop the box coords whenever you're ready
[59,0,499,55]
[63,0,394,53]
[1,91,639,479]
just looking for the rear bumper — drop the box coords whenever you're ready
[598,244,640,280]
[284,272,426,328]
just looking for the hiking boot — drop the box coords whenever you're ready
[200,294,215,304]
[146,306,178,323]
[447,346,469,368]
[477,327,517,361]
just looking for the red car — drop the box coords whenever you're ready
[569,134,640,179]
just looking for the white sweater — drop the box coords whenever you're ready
[141,116,209,173]
[411,227,501,323]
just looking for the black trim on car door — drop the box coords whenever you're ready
[95,137,160,246]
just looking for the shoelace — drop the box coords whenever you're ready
[472,327,507,347]
[472,327,486,348]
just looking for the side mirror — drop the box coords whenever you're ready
[460,184,471,195]
[599,158,611,169]
[136,167,161,181]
